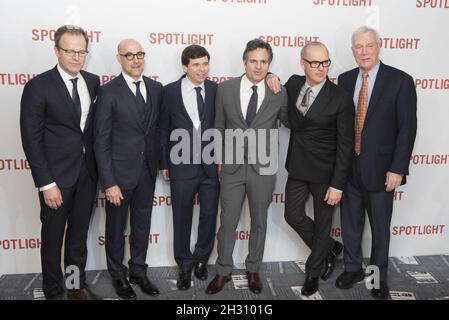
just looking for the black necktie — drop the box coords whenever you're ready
[133,81,146,118]
[70,78,81,120]
[245,85,258,126]
[194,86,204,118]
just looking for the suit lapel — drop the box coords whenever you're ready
[201,80,214,124]
[291,76,306,121]
[80,70,95,132]
[143,77,158,135]
[234,76,247,127]
[51,66,81,130]
[176,75,194,128]
[305,78,332,118]
[117,74,145,132]
[251,80,272,126]
[365,62,387,122]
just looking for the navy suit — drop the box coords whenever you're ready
[160,76,219,272]
[94,73,163,279]
[20,65,100,297]
[338,62,417,281]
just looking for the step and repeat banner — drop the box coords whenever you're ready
[0,0,448,275]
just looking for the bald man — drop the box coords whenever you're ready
[94,39,163,299]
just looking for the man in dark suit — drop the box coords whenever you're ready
[336,26,417,299]
[206,39,289,295]
[20,25,100,300]
[160,45,219,290]
[94,38,162,299]
[284,42,355,296]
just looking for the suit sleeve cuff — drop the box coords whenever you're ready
[39,182,57,191]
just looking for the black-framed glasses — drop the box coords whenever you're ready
[119,51,145,61]
[303,58,332,68]
[58,47,89,57]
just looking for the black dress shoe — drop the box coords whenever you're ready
[177,269,192,290]
[321,241,344,281]
[371,281,390,299]
[206,274,232,295]
[112,278,136,300]
[335,269,365,289]
[194,261,208,280]
[129,275,159,296]
[246,272,263,294]
[67,287,102,300]
[301,276,319,296]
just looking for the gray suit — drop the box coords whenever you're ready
[214,75,288,275]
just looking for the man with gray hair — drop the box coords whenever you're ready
[94,38,163,299]
[336,26,417,299]
[284,41,354,296]
[20,25,100,300]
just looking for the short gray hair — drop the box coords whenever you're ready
[300,41,329,59]
[351,26,380,47]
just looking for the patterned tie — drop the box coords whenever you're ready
[298,87,311,116]
[245,85,258,127]
[133,81,146,118]
[70,78,81,121]
[354,72,369,155]
[194,86,204,118]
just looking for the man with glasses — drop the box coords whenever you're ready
[283,41,354,296]
[20,25,100,300]
[335,27,417,299]
[94,38,162,299]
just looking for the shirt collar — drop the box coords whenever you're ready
[122,72,144,86]
[305,78,326,96]
[242,74,265,91]
[358,61,380,79]
[183,75,205,91]
[57,64,80,82]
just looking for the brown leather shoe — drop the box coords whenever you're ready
[246,271,262,294]
[206,274,231,295]
[66,287,102,300]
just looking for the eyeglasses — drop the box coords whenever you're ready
[119,51,146,61]
[302,58,332,68]
[58,47,89,57]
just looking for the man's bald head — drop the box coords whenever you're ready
[116,38,145,80]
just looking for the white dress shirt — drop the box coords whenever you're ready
[240,74,265,120]
[122,72,147,103]
[181,76,204,130]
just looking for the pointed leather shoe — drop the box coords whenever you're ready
[129,275,159,296]
[321,241,344,281]
[206,274,231,295]
[112,278,136,300]
[176,269,192,290]
[335,269,365,289]
[301,276,319,296]
[246,272,263,294]
[67,287,102,300]
[194,261,208,280]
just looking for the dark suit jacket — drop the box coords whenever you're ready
[20,65,100,188]
[160,75,218,180]
[284,75,355,190]
[94,74,163,190]
[338,62,417,192]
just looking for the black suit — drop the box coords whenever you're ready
[20,65,100,298]
[160,76,219,272]
[284,75,354,277]
[338,62,417,281]
[94,73,163,279]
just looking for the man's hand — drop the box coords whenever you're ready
[266,74,281,94]
[161,169,170,181]
[324,187,342,206]
[43,185,63,210]
[105,185,124,206]
[385,171,403,192]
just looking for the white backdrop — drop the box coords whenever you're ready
[1,0,448,275]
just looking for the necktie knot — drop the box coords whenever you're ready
[362,72,369,80]
[194,86,202,94]
[133,81,141,89]
[70,77,78,86]
[251,85,258,93]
